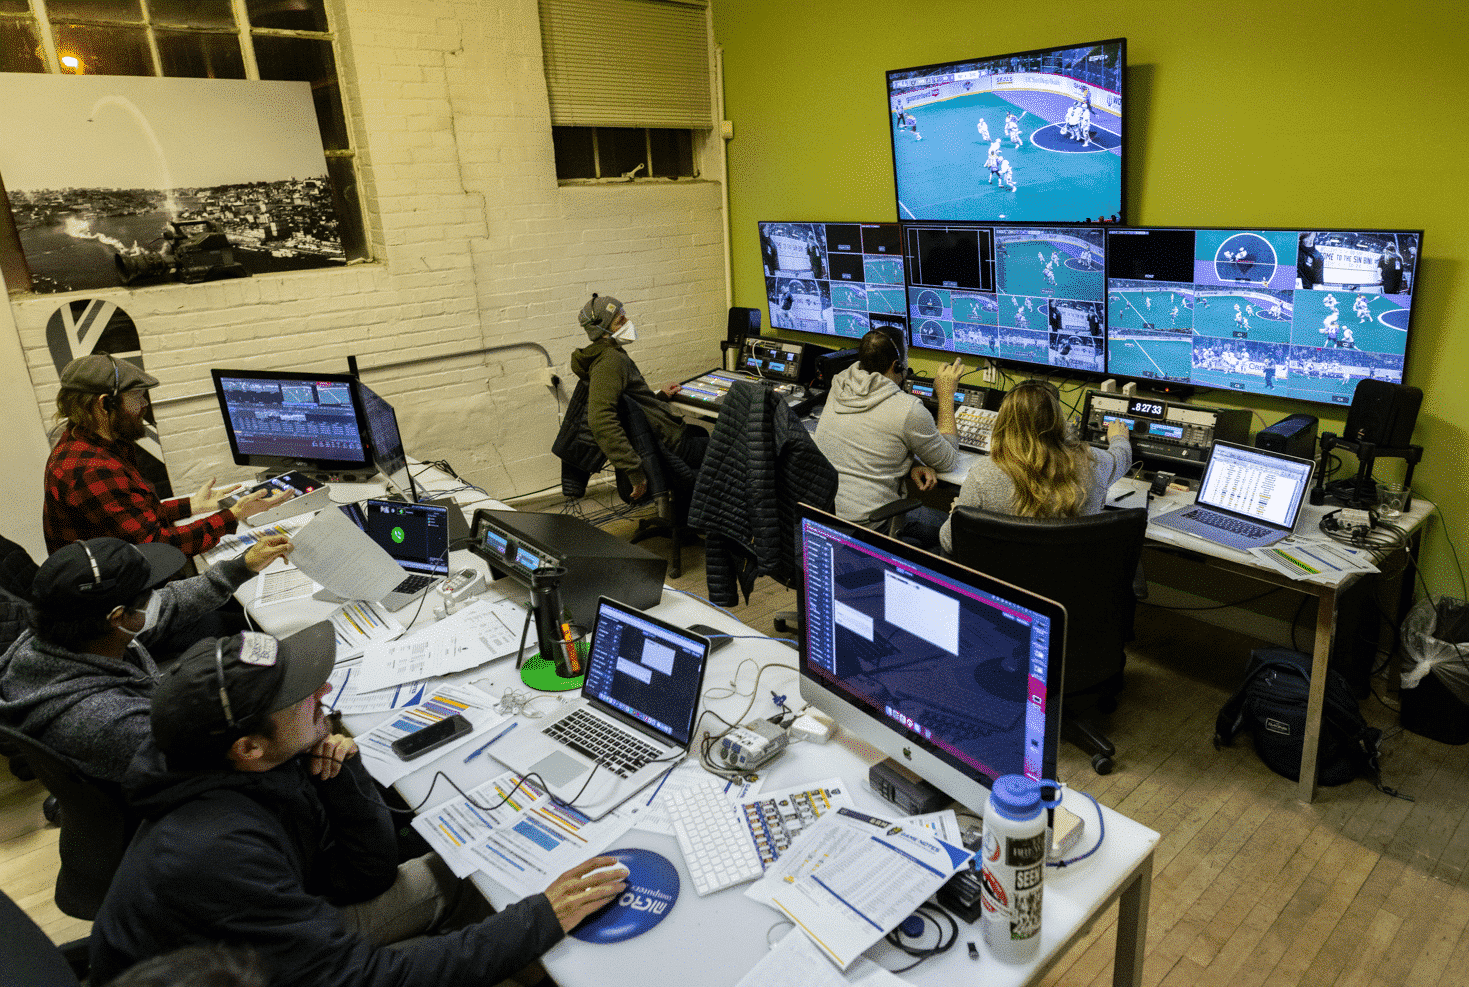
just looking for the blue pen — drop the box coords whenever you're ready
[645,765,675,806]
[463,721,519,763]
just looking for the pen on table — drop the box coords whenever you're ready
[1113,490,1136,503]
[463,721,519,762]
[645,765,675,806]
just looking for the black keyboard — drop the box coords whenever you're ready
[544,709,660,778]
[392,573,438,594]
[1184,509,1270,539]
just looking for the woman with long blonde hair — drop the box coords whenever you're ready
[938,380,1131,554]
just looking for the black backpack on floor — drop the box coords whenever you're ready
[1214,647,1387,789]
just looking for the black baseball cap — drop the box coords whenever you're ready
[151,623,335,753]
[31,538,186,611]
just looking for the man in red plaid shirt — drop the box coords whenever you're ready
[43,355,288,556]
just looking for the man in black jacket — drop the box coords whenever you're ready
[89,626,628,987]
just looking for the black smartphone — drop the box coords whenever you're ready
[390,714,473,761]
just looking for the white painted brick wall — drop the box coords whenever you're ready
[9,0,726,504]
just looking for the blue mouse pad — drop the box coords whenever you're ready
[569,848,680,943]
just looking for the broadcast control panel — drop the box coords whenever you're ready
[1082,391,1251,471]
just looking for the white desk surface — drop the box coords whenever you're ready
[232,473,1158,986]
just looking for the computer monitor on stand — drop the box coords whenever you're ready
[796,504,1066,814]
[210,368,374,481]
[356,381,419,502]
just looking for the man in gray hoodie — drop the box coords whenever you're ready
[0,534,290,782]
[814,330,963,549]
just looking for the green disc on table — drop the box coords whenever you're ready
[520,641,589,692]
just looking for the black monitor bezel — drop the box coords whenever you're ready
[795,503,1066,801]
[885,37,1127,224]
[757,219,908,345]
[210,367,373,473]
[1101,224,1423,407]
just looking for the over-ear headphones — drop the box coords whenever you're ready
[214,638,239,730]
[77,541,118,594]
[100,354,122,412]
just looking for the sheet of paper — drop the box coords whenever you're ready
[623,764,762,836]
[353,597,528,693]
[356,684,504,786]
[252,562,316,607]
[747,807,971,969]
[734,927,915,987]
[199,517,310,566]
[290,506,403,603]
[1250,538,1380,583]
[327,600,405,661]
[411,770,635,896]
[323,666,428,715]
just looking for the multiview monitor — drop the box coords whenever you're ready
[1104,227,1422,405]
[903,221,1107,375]
[796,504,1065,812]
[211,368,372,475]
[759,221,907,343]
[886,38,1125,223]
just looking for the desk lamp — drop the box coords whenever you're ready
[520,566,586,692]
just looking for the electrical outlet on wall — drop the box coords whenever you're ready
[536,367,558,389]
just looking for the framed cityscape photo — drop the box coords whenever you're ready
[0,73,345,293]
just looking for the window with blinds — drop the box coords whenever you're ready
[539,0,711,182]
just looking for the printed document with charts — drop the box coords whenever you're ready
[354,596,527,692]
[745,807,971,970]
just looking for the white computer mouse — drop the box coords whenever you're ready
[585,863,630,880]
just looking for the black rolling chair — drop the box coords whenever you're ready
[948,506,1149,774]
[0,889,82,987]
[0,726,139,920]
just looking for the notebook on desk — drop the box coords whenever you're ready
[1150,441,1315,550]
[491,597,711,821]
[337,499,451,610]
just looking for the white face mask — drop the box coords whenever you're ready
[122,591,162,638]
[611,320,637,343]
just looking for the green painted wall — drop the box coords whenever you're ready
[714,0,1469,598]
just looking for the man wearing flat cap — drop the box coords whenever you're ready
[570,293,706,501]
[0,534,291,782]
[43,353,287,555]
[89,627,629,987]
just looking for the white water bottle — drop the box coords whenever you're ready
[979,775,1058,963]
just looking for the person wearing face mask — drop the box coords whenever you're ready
[43,354,290,556]
[569,293,706,500]
[0,534,291,783]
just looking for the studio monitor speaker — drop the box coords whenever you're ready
[1343,379,1422,447]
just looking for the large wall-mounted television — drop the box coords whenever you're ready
[211,368,374,476]
[903,221,1107,375]
[797,504,1065,812]
[886,38,1125,223]
[759,221,907,344]
[1104,227,1421,405]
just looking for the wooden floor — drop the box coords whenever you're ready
[6,511,1469,985]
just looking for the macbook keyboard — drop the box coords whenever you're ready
[392,573,438,594]
[543,708,661,778]
[1184,509,1270,539]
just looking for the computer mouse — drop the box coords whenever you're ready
[584,862,630,880]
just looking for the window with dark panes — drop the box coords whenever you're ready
[0,0,367,292]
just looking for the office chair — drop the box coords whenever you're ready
[0,533,39,782]
[0,726,140,920]
[0,888,83,987]
[948,506,1149,774]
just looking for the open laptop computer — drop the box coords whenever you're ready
[491,597,712,820]
[338,499,451,610]
[1150,440,1315,550]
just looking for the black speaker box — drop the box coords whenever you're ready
[1255,413,1318,460]
[1343,379,1422,447]
[727,306,760,346]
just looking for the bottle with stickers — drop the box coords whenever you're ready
[979,775,1059,963]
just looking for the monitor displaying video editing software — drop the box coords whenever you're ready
[760,221,907,343]
[796,505,1064,811]
[211,368,371,473]
[1104,227,1421,405]
[903,222,1107,374]
[887,38,1125,223]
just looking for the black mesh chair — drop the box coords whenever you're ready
[0,725,139,920]
[0,888,82,987]
[948,506,1149,774]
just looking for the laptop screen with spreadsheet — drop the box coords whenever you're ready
[1196,441,1315,530]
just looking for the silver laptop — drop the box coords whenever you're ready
[1151,441,1315,550]
[338,500,451,610]
[491,597,712,820]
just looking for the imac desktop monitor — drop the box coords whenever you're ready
[886,38,1125,223]
[211,368,372,475]
[903,221,1107,376]
[797,504,1066,811]
[760,221,907,343]
[1104,227,1422,405]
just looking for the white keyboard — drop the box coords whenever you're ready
[955,405,998,453]
[665,784,764,896]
